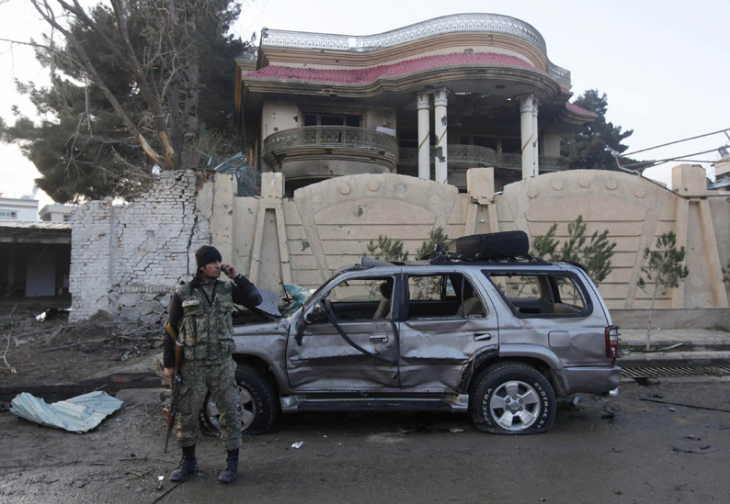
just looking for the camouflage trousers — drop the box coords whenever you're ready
[175,358,242,451]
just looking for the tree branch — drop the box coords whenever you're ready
[29,0,163,166]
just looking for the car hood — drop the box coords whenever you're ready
[252,287,284,318]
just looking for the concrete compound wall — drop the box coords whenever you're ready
[238,165,729,314]
[69,171,238,324]
[70,165,730,326]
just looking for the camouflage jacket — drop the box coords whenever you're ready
[163,274,262,367]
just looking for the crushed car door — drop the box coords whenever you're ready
[398,271,499,392]
[286,273,400,391]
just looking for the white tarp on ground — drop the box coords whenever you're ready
[10,391,124,433]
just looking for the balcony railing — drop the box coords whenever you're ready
[263,126,399,162]
[399,146,570,171]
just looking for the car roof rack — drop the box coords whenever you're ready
[428,254,550,266]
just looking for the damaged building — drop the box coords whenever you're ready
[235,13,597,195]
[68,14,730,326]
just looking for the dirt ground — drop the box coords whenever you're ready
[0,297,162,392]
[0,379,728,504]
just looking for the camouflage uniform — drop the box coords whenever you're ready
[174,278,241,451]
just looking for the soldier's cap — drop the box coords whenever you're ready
[196,245,222,268]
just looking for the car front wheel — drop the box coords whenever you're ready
[202,365,277,435]
[469,362,556,434]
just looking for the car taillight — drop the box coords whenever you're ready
[605,325,620,361]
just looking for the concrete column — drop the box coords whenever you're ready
[519,94,535,179]
[434,87,449,183]
[416,91,431,180]
[532,98,539,176]
[6,247,14,297]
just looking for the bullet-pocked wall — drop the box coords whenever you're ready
[69,166,729,325]
[236,166,729,312]
[69,171,237,324]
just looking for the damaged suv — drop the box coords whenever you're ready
[207,232,620,436]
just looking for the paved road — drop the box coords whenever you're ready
[1,379,729,504]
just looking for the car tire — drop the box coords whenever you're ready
[469,362,556,435]
[201,365,277,436]
[454,231,529,260]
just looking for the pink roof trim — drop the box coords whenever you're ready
[244,52,539,84]
[565,102,598,117]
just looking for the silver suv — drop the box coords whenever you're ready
[213,240,620,436]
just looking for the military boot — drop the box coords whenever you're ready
[171,445,198,482]
[218,449,239,483]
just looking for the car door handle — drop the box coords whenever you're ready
[474,332,492,341]
[370,334,389,343]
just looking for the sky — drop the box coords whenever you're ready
[1,0,729,210]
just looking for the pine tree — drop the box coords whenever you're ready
[561,90,634,171]
[637,232,689,350]
[0,1,250,202]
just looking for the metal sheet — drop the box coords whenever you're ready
[10,391,123,433]
[253,287,283,317]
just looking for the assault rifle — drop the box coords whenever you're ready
[163,342,184,453]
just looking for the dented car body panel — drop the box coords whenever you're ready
[230,259,620,414]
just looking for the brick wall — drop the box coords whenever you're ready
[70,170,213,325]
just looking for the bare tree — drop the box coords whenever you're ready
[27,0,228,171]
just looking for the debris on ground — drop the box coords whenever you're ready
[291,441,305,449]
[602,406,616,419]
[671,445,719,454]
[10,390,123,433]
[634,377,661,386]
[35,308,71,323]
[449,428,464,433]
[640,397,730,413]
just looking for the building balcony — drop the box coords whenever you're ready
[262,126,400,179]
[398,146,570,172]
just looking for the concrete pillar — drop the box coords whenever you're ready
[519,94,536,179]
[417,91,431,180]
[6,247,14,297]
[543,130,562,157]
[434,87,449,183]
[532,98,539,176]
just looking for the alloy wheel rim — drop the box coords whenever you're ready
[206,386,257,430]
[488,380,541,431]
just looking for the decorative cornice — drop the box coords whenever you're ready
[244,63,561,101]
[260,13,570,86]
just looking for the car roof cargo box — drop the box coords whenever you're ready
[437,231,530,261]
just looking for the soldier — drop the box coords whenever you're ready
[163,245,262,483]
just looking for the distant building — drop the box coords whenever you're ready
[0,222,71,297]
[0,195,39,221]
[39,204,74,223]
[236,13,597,195]
[709,148,730,190]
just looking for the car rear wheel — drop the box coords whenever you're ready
[469,362,556,434]
[202,365,277,435]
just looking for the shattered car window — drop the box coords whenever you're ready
[407,274,486,319]
[324,277,395,321]
[488,272,586,316]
